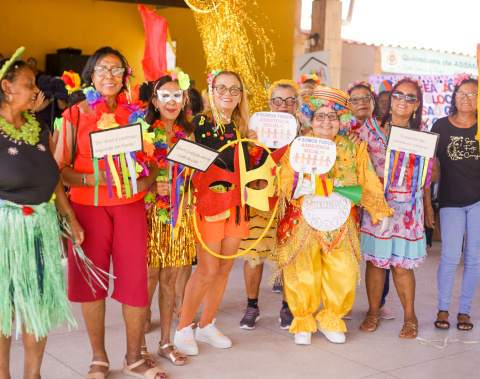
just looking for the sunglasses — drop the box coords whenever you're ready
[314,112,338,122]
[214,85,242,96]
[456,92,478,100]
[157,90,184,103]
[94,66,125,77]
[392,91,418,104]
[349,95,373,105]
[270,97,297,106]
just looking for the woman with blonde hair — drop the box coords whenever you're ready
[174,70,257,355]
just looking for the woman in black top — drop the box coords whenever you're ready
[0,50,83,378]
[427,74,479,331]
[174,71,257,355]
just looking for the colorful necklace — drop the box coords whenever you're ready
[145,120,187,223]
[0,111,41,145]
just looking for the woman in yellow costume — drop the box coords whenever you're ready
[274,86,393,345]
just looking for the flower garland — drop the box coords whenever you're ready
[144,120,186,223]
[267,79,300,99]
[453,72,476,88]
[346,80,376,96]
[0,111,41,145]
[296,69,322,86]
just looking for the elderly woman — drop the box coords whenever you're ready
[174,70,257,355]
[0,48,83,378]
[56,47,164,379]
[238,79,300,331]
[274,86,393,345]
[358,78,437,339]
[142,71,194,367]
[427,74,479,331]
[346,81,395,321]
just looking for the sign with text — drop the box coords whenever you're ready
[387,126,439,158]
[90,123,143,159]
[289,137,336,174]
[302,193,350,231]
[249,112,297,149]
[166,138,219,172]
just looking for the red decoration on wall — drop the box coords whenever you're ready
[137,5,168,81]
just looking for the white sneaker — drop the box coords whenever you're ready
[174,324,199,355]
[318,325,346,344]
[294,332,311,345]
[195,319,232,349]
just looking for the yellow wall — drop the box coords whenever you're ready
[1,0,295,91]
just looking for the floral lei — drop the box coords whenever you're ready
[145,120,187,223]
[0,111,41,145]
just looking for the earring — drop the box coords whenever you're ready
[413,110,416,119]
[389,107,392,114]
[7,94,12,102]
[155,108,159,112]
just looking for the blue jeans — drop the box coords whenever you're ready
[438,201,480,314]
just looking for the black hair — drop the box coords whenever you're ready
[0,59,28,105]
[449,78,478,116]
[373,90,390,117]
[139,81,154,104]
[145,75,194,135]
[380,79,423,130]
[82,46,130,92]
[187,87,203,116]
[67,89,86,108]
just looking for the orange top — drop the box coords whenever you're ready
[63,103,146,206]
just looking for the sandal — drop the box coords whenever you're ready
[457,313,474,331]
[399,321,418,339]
[123,358,167,379]
[434,310,450,329]
[82,361,110,379]
[158,342,188,366]
[359,315,380,333]
[141,345,156,366]
[144,310,152,334]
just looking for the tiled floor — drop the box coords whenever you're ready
[10,242,480,378]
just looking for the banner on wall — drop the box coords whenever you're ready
[295,51,330,86]
[369,74,458,130]
[380,46,477,76]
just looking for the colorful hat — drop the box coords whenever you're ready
[0,46,25,82]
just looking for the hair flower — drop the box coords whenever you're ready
[453,73,474,88]
[61,70,81,95]
[177,71,191,91]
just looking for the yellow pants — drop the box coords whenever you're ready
[284,240,356,334]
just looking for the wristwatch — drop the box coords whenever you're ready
[81,173,89,187]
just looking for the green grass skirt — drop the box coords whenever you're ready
[0,201,76,339]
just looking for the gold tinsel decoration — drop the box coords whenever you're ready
[185,0,275,112]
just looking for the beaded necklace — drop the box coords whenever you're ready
[0,111,41,145]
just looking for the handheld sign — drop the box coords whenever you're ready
[387,125,439,159]
[289,136,336,174]
[166,138,220,172]
[90,123,143,159]
[302,193,351,231]
[249,111,297,149]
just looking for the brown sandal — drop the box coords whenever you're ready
[359,315,380,333]
[123,358,167,379]
[82,361,110,379]
[399,321,418,339]
[141,345,156,366]
[158,342,188,366]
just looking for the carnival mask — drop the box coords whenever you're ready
[157,89,184,103]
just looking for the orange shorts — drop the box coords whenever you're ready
[195,206,250,243]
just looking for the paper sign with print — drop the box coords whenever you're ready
[289,136,336,174]
[249,112,297,149]
[302,192,350,231]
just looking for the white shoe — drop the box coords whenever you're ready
[195,319,232,349]
[294,332,311,345]
[318,325,346,344]
[174,324,199,355]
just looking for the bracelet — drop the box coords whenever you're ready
[64,210,76,219]
[81,173,89,187]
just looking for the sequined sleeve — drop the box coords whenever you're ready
[279,146,302,209]
[355,141,394,223]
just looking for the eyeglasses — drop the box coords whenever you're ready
[94,66,125,77]
[349,95,373,105]
[456,92,478,100]
[157,89,184,103]
[270,97,297,106]
[314,112,338,122]
[214,85,242,96]
[391,91,418,104]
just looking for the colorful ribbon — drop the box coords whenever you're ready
[424,158,434,189]
[120,153,131,198]
[384,149,395,196]
[108,155,122,198]
[397,152,409,187]
[392,151,404,187]
[104,155,113,199]
[93,157,99,206]
[125,152,138,195]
